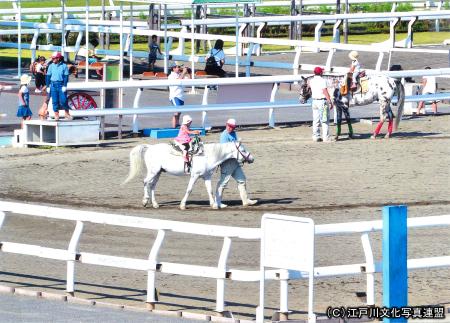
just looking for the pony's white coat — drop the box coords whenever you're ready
[123,142,253,209]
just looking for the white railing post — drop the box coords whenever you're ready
[147,229,166,309]
[0,211,5,229]
[216,236,231,314]
[406,17,418,48]
[361,233,375,305]
[66,220,84,296]
[279,269,289,320]
[293,46,301,77]
[269,82,278,128]
[332,20,342,43]
[132,87,143,134]
[246,42,255,77]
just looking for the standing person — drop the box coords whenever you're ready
[34,56,47,93]
[148,35,162,72]
[174,115,200,172]
[168,62,189,128]
[46,52,71,121]
[310,67,334,142]
[348,50,361,91]
[16,74,32,128]
[417,66,438,115]
[215,118,257,209]
[205,39,226,78]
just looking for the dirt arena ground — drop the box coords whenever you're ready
[0,115,449,320]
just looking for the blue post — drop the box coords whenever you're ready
[383,205,408,323]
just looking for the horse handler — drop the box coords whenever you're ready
[310,67,334,142]
[46,52,71,121]
[214,118,257,209]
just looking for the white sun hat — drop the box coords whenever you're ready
[182,114,192,125]
[20,74,32,85]
[349,51,359,60]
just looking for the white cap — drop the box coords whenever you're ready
[226,118,236,128]
[182,115,192,125]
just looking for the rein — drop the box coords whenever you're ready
[234,142,251,163]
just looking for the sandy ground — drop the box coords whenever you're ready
[0,115,450,320]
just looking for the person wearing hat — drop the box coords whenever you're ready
[348,50,361,91]
[215,118,257,208]
[310,67,333,142]
[169,61,189,128]
[16,74,33,128]
[174,114,200,171]
[46,51,71,120]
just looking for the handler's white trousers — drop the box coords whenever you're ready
[217,159,246,189]
[312,99,330,141]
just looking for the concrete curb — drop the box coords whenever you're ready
[0,285,252,322]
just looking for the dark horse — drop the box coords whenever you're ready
[299,73,405,139]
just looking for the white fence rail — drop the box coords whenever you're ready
[1,200,450,318]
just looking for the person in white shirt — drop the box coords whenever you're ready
[417,66,438,115]
[309,67,334,142]
[168,61,189,128]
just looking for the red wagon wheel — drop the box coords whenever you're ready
[67,92,98,110]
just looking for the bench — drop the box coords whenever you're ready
[23,119,100,147]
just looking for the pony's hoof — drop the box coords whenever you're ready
[152,203,160,209]
[179,204,186,210]
[142,199,150,207]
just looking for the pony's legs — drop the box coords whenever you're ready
[143,171,161,208]
[203,176,216,207]
[385,119,393,138]
[180,174,199,210]
[371,121,384,139]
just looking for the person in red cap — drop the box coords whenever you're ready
[46,52,71,120]
[215,118,257,208]
[309,67,333,142]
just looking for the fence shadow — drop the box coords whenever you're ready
[0,271,276,318]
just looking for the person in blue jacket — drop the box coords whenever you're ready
[46,52,71,120]
[215,118,257,209]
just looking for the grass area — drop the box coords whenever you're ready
[0,0,102,9]
[1,31,449,65]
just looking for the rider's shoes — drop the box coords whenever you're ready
[348,133,354,139]
[370,135,376,139]
[384,133,391,139]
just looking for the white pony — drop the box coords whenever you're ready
[123,141,254,210]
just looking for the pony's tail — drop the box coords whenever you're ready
[394,80,405,130]
[122,144,148,185]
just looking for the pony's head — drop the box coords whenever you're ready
[235,142,254,164]
[299,76,312,104]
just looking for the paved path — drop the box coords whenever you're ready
[0,293,204,323]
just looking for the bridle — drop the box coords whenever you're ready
[234,141,252,163]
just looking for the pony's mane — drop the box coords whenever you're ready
[203,142,231,161]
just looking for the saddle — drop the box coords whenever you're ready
[341,71,368,95]
[169,135,204,157]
